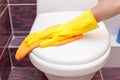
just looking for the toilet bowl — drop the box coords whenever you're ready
[29,12,111,80]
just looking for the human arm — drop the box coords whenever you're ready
[92,0,120,22]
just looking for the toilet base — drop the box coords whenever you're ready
[45,73,95,80]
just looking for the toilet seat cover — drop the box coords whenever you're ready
[30,12,110,65]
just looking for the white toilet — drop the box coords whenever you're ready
[29,11,111,80]
[29,11,110,80]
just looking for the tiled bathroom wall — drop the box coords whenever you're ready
[8,0,36,67]
[0,0,12,80]
[0,0,37,80]
[1,0,120,80]
[10,0,36,36]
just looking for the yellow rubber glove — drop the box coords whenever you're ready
[25,10,98,48]
[28,10,98,47]
[54,10,98,36]
[15,10,98,60]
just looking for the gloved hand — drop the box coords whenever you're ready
[26,10,98,47]
[15,10,98,60]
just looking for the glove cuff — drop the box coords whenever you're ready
[61,10,99,35]
[86,10,98,28]
[75,10,98,32]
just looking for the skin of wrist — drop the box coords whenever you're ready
[91,0,120,22]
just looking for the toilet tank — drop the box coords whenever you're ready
[37,0,98,14]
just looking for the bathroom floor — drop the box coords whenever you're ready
[8,67,48,80]
[8,67,101,80]
[7,67,120,80]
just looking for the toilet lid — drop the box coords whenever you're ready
[30,12,110,65]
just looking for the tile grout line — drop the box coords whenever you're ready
[6,0,15,67]
[100,69,104,80]
[7,0,14,36]
[8,36,15,48]
[8,38,17,48]
[13,36,26,38]
[8,47,14,67]
[0,34,12,59]
[8,36,18,68]
[0,5,8,18]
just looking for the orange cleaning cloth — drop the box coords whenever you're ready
[15,34,83,60]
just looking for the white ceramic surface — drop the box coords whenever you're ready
[29,12,111,80]
[30,12,110,65]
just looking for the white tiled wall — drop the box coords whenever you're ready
[101,0,120,67]
[37,0,98,14]
[104,14,120,36]
[105,47,120,67]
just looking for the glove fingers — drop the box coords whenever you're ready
[24,30,46,46]
[25,24,61,46]
[15,39,42,60]
[40,36,68,48]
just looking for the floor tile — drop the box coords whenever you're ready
[102,68,120,80]
[8,67,48,80]
[92,71,102,80]
[8,67,102,80]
